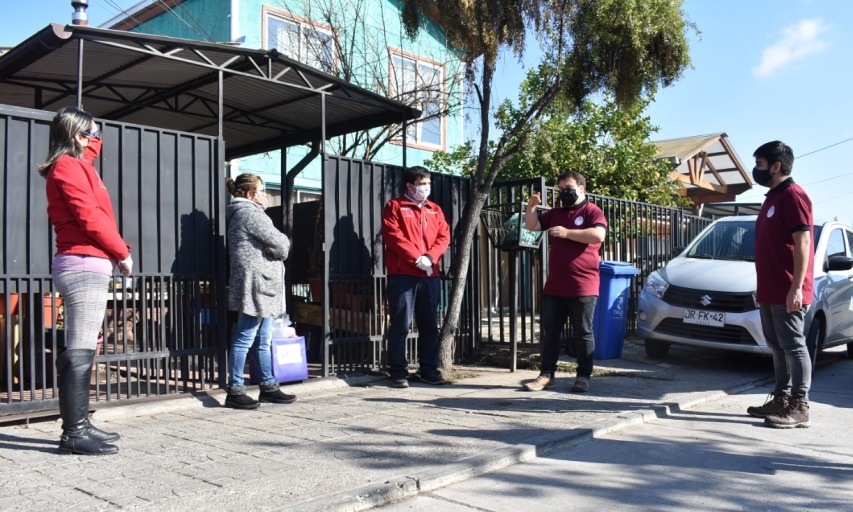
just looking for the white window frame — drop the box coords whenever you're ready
[389,50,445,151]
[296,189,322,203]
[264,8,336,74]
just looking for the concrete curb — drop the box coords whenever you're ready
[90,373,386,422]
[288,375,775,512]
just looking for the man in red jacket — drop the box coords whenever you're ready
[382,166,450,388]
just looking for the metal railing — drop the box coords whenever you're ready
[1,106,225,419]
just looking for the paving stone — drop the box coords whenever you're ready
[0,339,787,511]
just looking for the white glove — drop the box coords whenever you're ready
[118,256,133,277]
[415,255,432,275]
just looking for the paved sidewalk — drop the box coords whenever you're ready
[0,339,781,511]
[380,355,853,511]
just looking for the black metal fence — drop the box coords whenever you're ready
[0,105,716,418]
[479,178,713,349]
[1,105,226,418]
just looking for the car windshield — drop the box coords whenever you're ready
[686,220,756,261]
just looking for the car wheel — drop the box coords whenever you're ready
[847,342,853,360]
[805,318,823,369]
[644,339,670,358]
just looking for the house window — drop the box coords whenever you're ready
[390,51,444,149]
[265,186,282,207]
[266,11,335,74]
[296,189,322,203]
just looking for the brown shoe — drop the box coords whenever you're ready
[747,390,788,418]
[764,397,810,429]
[523,374,554,391]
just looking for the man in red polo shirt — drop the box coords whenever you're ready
[746,141,815,428]
[523,171,607,393]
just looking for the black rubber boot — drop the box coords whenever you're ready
[56,349,119,455]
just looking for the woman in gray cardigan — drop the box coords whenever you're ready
[224,173,296,409]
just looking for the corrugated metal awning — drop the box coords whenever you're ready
[0,24,421,160]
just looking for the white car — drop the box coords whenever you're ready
[637,215,853,360]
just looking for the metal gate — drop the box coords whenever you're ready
[289,156,479,375]
[1,105,226,419]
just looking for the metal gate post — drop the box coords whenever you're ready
[508,250,518,372]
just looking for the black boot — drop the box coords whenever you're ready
[259,382,297,404]
[85,419,121,442]
[224,385,260,410]
[56,349,119,455]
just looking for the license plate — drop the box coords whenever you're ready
[682,308,725,327]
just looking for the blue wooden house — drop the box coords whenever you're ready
[104,0,466,203]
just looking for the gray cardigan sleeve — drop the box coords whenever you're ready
[246,212,290,260]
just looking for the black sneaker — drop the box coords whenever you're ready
[259,389,297,404]
[571,376,590,393]
[224,392,259,410]
[390,377,410,388]
[418,372,447,385]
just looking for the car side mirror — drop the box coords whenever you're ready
[671,246,685,257]
[825,255,853,272]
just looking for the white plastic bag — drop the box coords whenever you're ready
[272,314,297,339]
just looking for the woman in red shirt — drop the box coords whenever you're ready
[38,107,132,455]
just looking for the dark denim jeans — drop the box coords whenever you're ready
[385,274,441,379]
[540,294,597,378]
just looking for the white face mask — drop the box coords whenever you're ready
[410,184,431,203]
[253,189,268,210]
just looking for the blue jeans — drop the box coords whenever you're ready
[385,275,440,379]
[539,294,597,378]
[759,304,811,401]
[229,313,275,388]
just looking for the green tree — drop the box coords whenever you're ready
[498,90,686,206]
[429,73,688,207]
[401,0,695,371]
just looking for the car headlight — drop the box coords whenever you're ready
[644,271,669,299]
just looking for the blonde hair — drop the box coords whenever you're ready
[225,173,264,199]
[37,106,93,177]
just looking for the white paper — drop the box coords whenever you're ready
[276,342,303,364]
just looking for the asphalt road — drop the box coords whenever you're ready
[378,348,853,512]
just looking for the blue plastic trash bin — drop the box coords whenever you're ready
[593,261,640,359]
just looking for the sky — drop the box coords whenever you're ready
[491,0,853,224]
[3,0,853,224]
[648,0,853,225]
[0,1,144,44]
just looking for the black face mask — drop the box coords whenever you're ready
[559,188,579,206]
[752,166,772,187]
